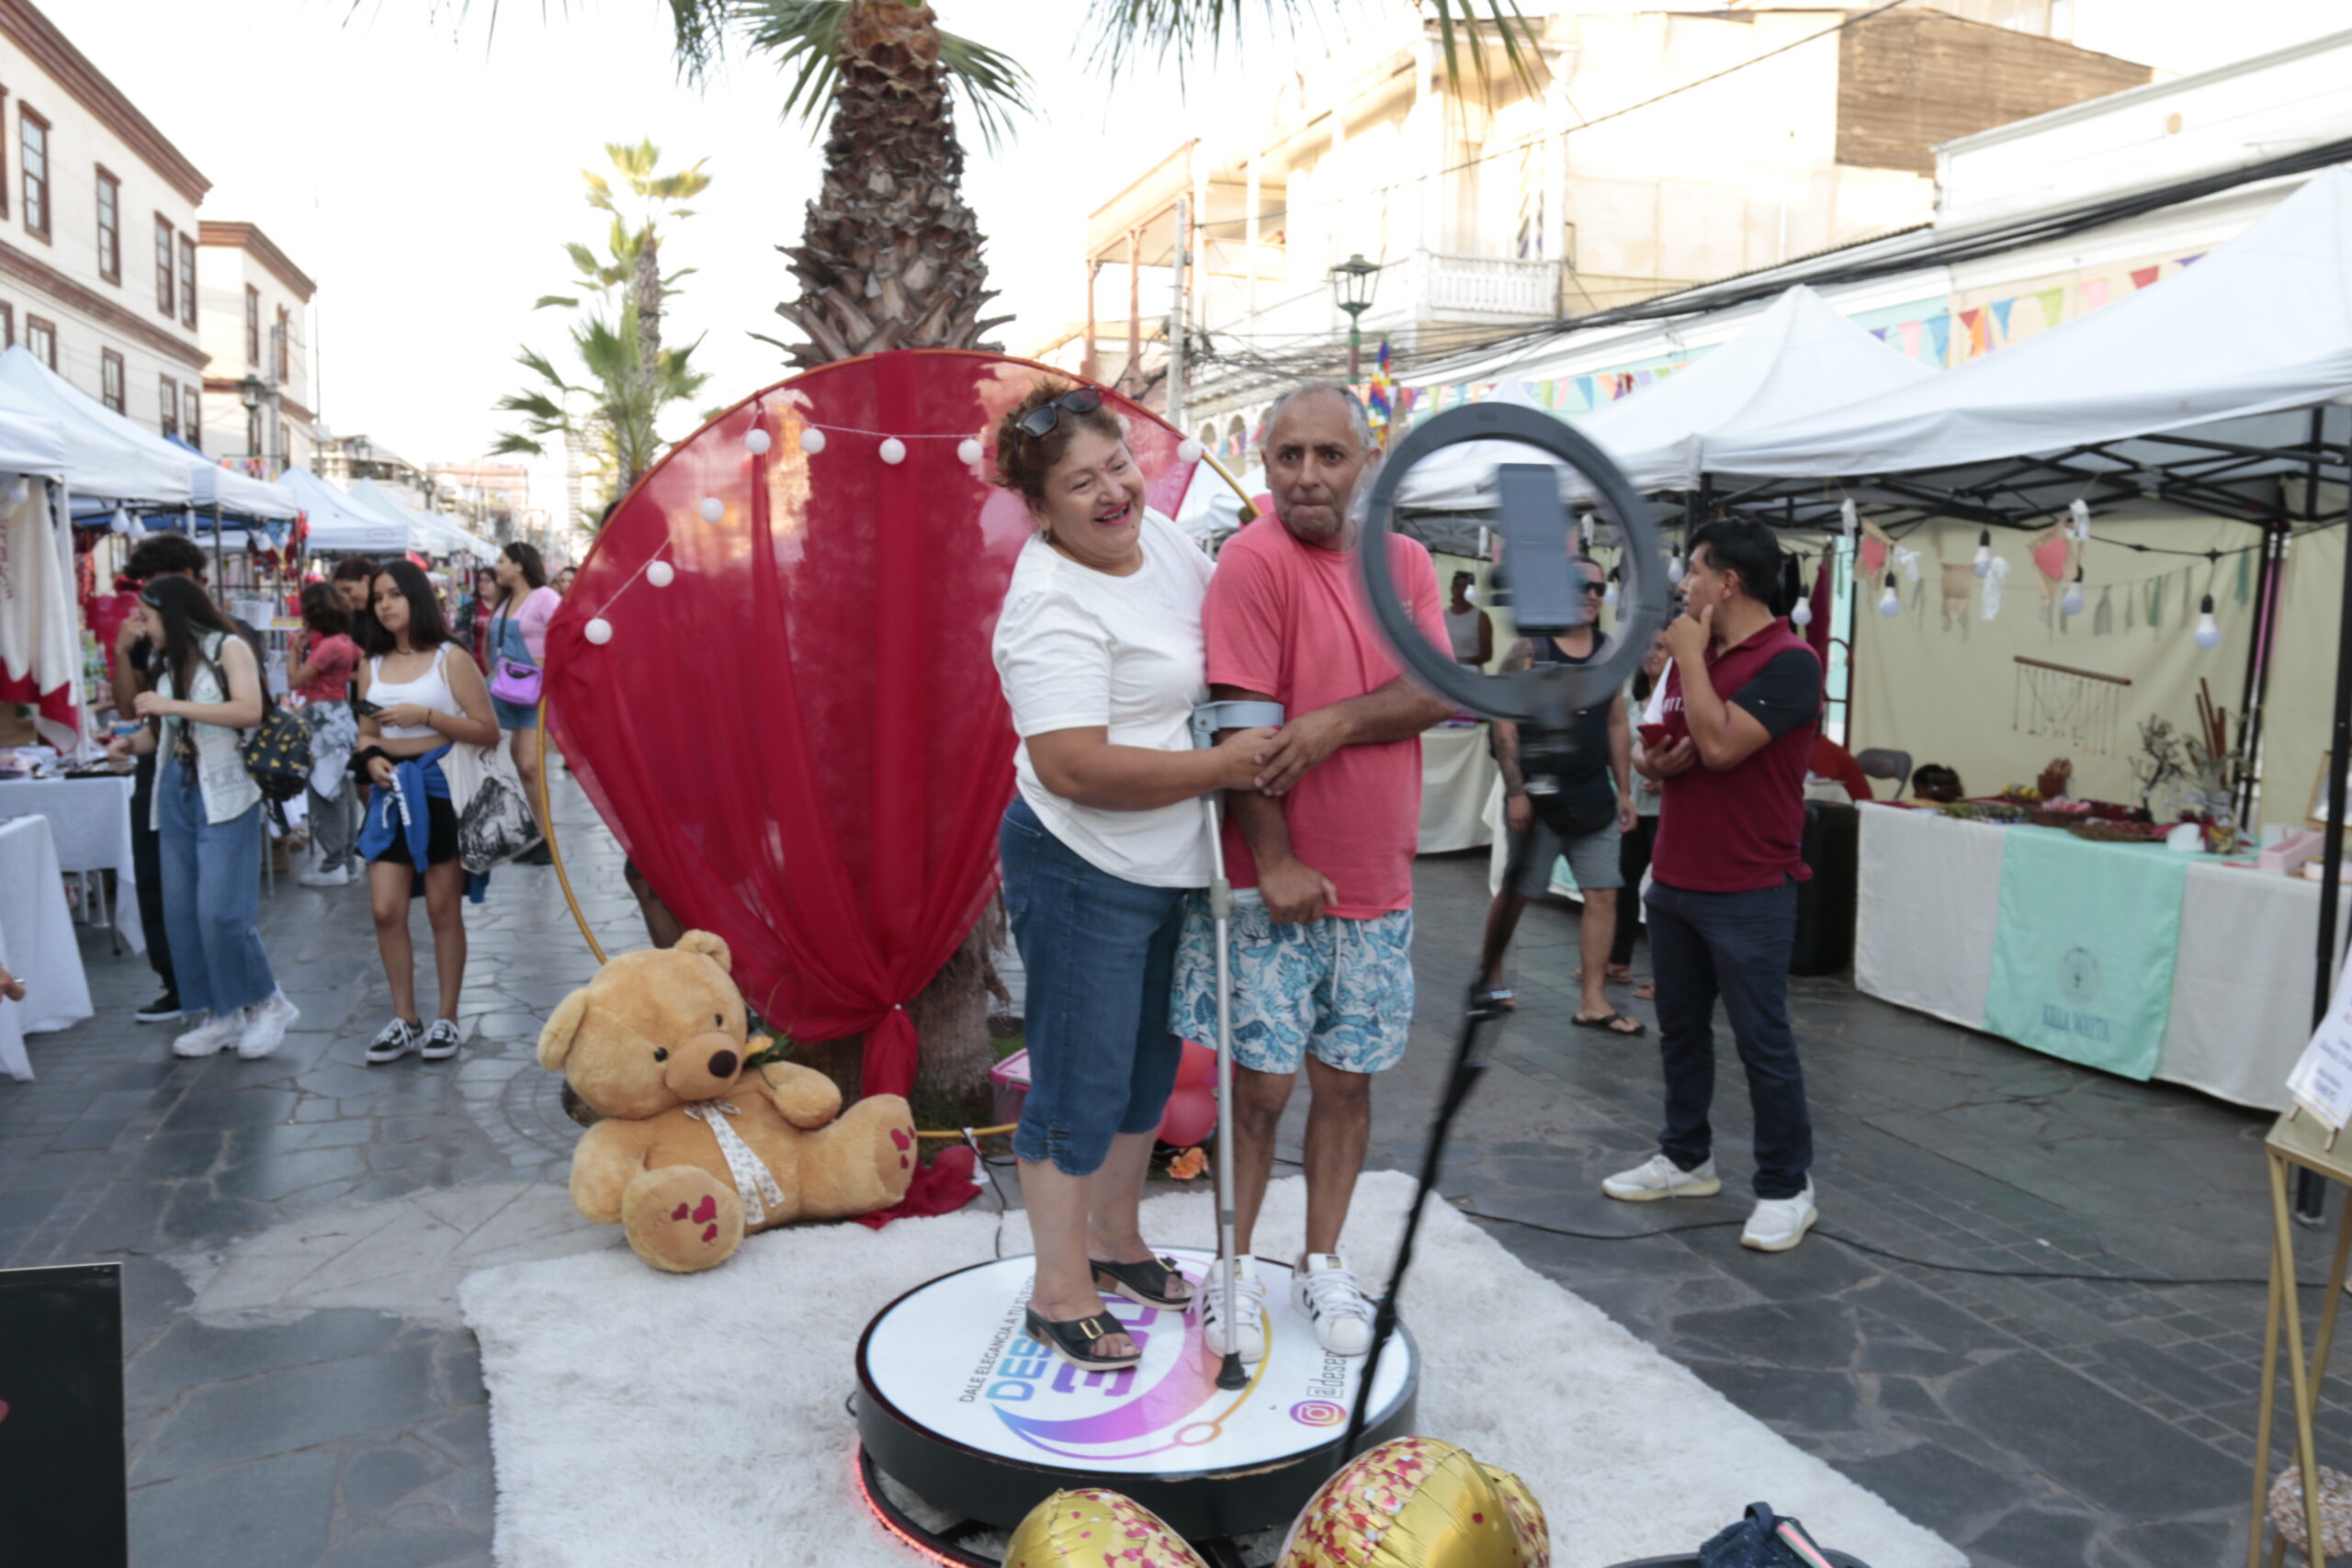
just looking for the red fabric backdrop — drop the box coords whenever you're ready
[544,351,1198,1103]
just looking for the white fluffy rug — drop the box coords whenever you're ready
[460,1172,1962,1568]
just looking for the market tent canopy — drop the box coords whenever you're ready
[1391,288,1935,513]
[0,378,66,482]
[163,434,300,521]
[281,466,408,554]
[0,346,291,513]
[348,479,496,561]
[0,345,189,503]
[1705,164,2352,479]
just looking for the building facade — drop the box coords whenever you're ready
[197,220,316,477]
[0,0,208,439]
[428,459,528,543]
[1080,2,2152,458]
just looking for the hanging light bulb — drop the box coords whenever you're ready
[2061,568,2084,617]
[2194,592,2222,650]
[956,437,984,467]
[697,497,724,524]
[741,427,772,456]
[584,616,614,646]
[878,437,907,466]
[1791,596,1814,627]
[1667,550,1685,585]
[646,560,675,588]
[1973,528,1994,579]
[1878,572,1901,617]
[1177,438,1204,464]
[1839,498,1858,539]
[1602,570,1621,612]
[797,426,827,455]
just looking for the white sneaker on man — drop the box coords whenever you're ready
[1740,1181,1818,1253]
[297,863,351,888]
[236,991,300,1059]
[1293,1253,1376,1356]
[1600,1152,1724,1202]
[1197,1256,1268,1365]
[172,1010,245,1058]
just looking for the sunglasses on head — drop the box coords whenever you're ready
[1015,387,1105,439]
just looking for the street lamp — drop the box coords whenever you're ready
[1329,253,1382,381]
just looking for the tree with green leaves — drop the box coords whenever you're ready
[493,141,715,508]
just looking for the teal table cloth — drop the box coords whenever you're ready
[1982,827,2190,1080]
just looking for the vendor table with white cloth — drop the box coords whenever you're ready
[1856,803,2351,1111]
[1418,723,1498,854]
[0,774,144,953]
[0,816,92,1079]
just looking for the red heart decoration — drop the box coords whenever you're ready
[889,1128,911,1152]
[670,1202,690,1221]
[701,1223,718,1243]
[545,353,1200,1101]
[692,1195,717,1224]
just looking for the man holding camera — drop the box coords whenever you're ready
[1475,553,1643,1036]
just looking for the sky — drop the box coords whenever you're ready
[81,0,2352,524]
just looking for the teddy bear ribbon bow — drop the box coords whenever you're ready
[684,1101,788,1229]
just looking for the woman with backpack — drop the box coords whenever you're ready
[103,576,300,1060]
[487,541,561,862]
[352,561,502,1066]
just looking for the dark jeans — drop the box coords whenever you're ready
[130,750,176,994]
[1645,878,1813,1199]
[1610,815,1658,967]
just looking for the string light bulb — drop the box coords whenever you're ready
[647,560,675,588]
[1878,572,1901,617]
[1792,596,1814,627]
[2194,593,2222,650]
[956,438,983,467]
[1973,528,1994,579]
[742,427,772,456]
[2061,568,2084,617]
[1177,438,1204,464]
[697,497,724,523]
[1667,551,1685,585]
[797,427,827,456]
[1602,570,1621,612]
[584,617,614,646]
[878,437,907,466]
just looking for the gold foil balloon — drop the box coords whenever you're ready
[1275,1437,1549,1568]
[1003,1488,1209,1568]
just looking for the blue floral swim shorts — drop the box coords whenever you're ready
[1169,893,1414,1077]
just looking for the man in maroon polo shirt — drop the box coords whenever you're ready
[1601,517,1823,1252]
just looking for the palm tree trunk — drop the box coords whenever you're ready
[775,0,1009,366]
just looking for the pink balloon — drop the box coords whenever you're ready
[1174,1039,1215,1089]
[1157,1084,1216,1147]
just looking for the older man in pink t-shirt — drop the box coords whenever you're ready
[1171,385,1452,1366]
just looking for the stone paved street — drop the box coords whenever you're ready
[0,774,2337,1566]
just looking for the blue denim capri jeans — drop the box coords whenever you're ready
[999,795,1190,1177]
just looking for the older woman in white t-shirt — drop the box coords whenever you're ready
[989,382,1273,1375]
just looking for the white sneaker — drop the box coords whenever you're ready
[1601,1152,1724,1202]
[297,863,351,887]
[172,1010,245,1058]
[1197,1256,1268,1365]
[236,991,300,1059]
[1741,1181,1818,1253]
[366,1017,422,1066]
[418,1018,462,1061]
[1292,1252,1376,1356]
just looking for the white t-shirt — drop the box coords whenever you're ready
[992,508,1216,886]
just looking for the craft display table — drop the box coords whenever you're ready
[1856,803,2349,1111]
[0,815,93,1080]
[0,774,145,953]
[1418,723,1497,854]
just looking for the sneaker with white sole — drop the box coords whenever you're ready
[1601,1152,1724,1202]
[1740,1181,1818,1253]
[236,991,300,1059]
[134,990,186,1024]
[172,1010,245,1058]
[365,1017,422,1066]
[1293,1252,1376,1356]
[1197,1256,1268,1365]
[418,1018,463,1061]
[297,863,352,888]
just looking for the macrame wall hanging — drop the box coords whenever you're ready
[2013,656,2130,754]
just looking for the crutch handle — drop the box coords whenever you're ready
[1190,701,1285,750]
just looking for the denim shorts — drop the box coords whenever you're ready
[1000,796,1191,1177]
[1170,896,1414,1077]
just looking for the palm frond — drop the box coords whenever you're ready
[1080,0,1539,98]
[665,0,733,82]
[533,294,581,310]
[487,433,548,457]
[737,0,1037,153]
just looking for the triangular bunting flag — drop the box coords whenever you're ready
[2178,252,2205,267]
[1871,326,1889,342]
[1990,298,2014,339]
[1926,313,1951,365]
[2079,276,2109,310]
[2130,265,2161,291]
[2035,288,2064,329]
[1899,320,1923,359]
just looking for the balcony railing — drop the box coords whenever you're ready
[1400,252,1561,320]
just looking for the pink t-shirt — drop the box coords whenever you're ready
[298,633,358,703]
[1202,517,1450,919]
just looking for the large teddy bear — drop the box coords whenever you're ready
[537,931,918,1272]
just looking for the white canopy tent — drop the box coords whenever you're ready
[281,466,408,555]
[0,346,188,504]
[1704,165,2352,479]
[0,379,66,484]
[1391,287,1935,513]
[348,479,496,562]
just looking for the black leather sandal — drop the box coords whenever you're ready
[1091,1254,1194,1310]
[1024,1307,1141,1372]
